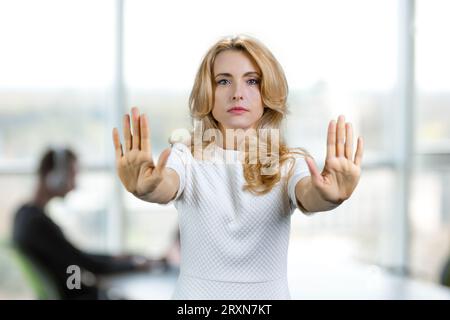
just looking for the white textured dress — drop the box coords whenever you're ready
[165,142,310,300]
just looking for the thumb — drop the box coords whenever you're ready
[304,155,323,185]
[155,148,171,173]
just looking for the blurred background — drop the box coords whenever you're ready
[0,0,449,299]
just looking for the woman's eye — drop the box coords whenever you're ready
[247,78,260,85]
[217,79,229,85]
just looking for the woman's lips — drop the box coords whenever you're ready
[228,107,248,115]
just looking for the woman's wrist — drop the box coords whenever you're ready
[299,179,343,213]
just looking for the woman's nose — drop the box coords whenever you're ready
[232,83,244,101]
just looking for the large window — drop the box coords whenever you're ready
[0,0,448,298]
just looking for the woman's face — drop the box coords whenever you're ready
[212,50,264,133]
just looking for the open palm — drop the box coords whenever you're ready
[112,107,171,197]
[305,115,364,204]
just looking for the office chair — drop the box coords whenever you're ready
[2,241,60,300]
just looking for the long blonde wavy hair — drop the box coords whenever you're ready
[188,34,310,195]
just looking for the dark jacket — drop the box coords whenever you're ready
[12,204,136,299]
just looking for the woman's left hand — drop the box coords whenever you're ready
[304,115,364,205]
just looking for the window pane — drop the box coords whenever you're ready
[0,0,116,254]
[412,0,450,284]
[0,0,115,168]
[416,0,450,152]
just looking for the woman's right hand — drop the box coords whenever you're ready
[112,107,171,197]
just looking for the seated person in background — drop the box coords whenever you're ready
[12,147,167,300]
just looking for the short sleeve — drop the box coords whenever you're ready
[287,156,311,213]
[165,142,189,203]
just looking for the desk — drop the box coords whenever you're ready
[99,263,450,300]
[99,267,179,300]
[99,238,450,300]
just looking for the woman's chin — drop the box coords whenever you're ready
[222,122,255,131]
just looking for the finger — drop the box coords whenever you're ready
[305,155,323,186]
[336,115,346,157]
[140,114,151,154]
[345,123,353,160]
[123,114,132,152]
[112,128,123,160]
[155,148,171,174]
[131,107,141,150]
[354,137,364,167]
[326,120,336,159]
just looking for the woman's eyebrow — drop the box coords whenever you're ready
[214,71,261,78]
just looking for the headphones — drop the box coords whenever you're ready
[45,147,69,192]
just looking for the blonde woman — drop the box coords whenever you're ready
[112,35,364,299]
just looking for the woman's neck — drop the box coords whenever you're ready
[218,126,257,151]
